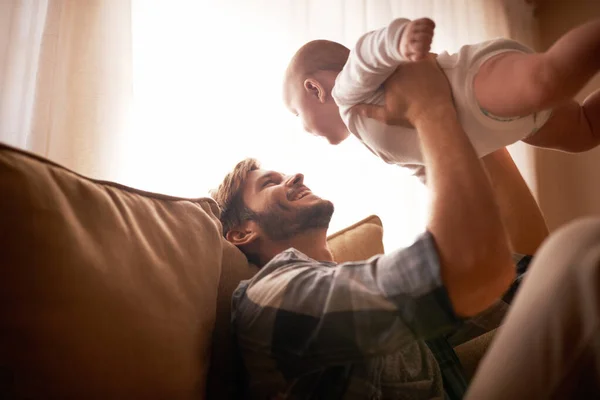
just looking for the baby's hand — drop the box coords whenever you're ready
[399,18,435,61]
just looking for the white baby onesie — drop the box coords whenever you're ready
[332,18,552,167]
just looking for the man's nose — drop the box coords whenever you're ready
[285,173,304,187]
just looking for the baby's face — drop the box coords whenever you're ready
[284,79,350,145]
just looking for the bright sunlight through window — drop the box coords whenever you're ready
[126,0,435,249]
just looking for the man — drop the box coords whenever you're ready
[212,58,599,398]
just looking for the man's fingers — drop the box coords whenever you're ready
[352,104,390,123]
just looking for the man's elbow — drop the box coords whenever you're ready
[446,253,516,318]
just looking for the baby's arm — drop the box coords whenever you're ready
[334,17,434,104]
[523,92,600,153]
[474,19,600,117]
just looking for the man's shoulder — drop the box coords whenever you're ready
[269,247,317,264]
[260,248,327,277]
[233,249,330,303]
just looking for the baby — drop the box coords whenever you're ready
[283,17,600,178]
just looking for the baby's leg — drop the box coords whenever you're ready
[523,90,600,153]
[474,19,600,117]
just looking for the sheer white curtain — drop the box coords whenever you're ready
[125,0,530,249]
[0,0,132,179]
[0,0,47,151]
[0,0,537,249]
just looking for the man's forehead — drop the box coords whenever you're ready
[248,168,282,179]
[245,169,284,191]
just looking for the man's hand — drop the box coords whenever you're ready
[350,55,453,127]
[399,18,435,62]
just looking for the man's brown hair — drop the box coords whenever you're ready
[210,158,260,237]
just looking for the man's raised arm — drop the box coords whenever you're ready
[354,57,515,317]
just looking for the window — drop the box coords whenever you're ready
[126,0,439,249]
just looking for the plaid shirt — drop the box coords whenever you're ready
[232,231,531,399]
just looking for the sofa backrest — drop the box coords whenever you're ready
[0,143,386,399]
[0,143,223,399]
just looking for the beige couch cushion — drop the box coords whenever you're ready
[207,215,385,399]
[328,215,385,262]
[0,143,222,399]
[207,241,260,399]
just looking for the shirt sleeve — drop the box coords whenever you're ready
[332,17,411,106]
[233,231,462,372]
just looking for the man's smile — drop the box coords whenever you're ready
[287,186,312,201]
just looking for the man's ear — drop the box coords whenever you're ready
[303,78,327,103]
[225,220,260,247]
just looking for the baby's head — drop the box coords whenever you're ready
[283,40,351,145]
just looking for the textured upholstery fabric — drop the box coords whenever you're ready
[207,241,260,399]
[0,143,222,399]
[328,215,385,262]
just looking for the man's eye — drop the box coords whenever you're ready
[262,180,274,188]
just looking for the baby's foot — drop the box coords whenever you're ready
[399,18,435,61]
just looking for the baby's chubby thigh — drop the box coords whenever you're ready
[441,61,549,158]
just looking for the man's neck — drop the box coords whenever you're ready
[260,229,333,265]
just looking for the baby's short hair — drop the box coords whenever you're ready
[285,40,350,84]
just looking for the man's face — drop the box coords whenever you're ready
[241,168,334,241]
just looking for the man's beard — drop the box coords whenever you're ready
[253,199,334,241]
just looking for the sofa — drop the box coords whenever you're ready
[0,142,492,399]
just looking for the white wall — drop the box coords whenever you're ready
[533,0,600,231]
